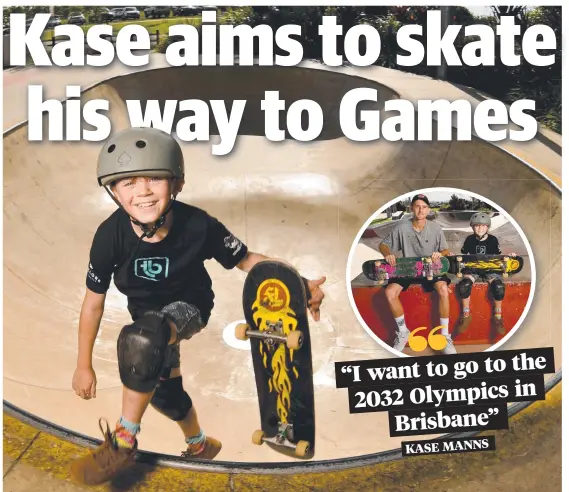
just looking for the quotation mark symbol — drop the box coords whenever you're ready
[341,365,353,374]
[408,326,448,352]
[488,408,499,416]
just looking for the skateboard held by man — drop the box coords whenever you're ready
[362,256,450,285]
[236,260,315,458]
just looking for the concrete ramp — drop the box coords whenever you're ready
[3,62,561,465]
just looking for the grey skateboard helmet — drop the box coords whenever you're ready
[97,127,184,186]
[470,212,491,227]
[96,127,184,238]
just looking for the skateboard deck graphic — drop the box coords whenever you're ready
[362,256,450,285]
[448,254,524,278]
[237,260,315,457]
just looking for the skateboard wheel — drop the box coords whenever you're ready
[235,323,249,341]
[502,273,509,278]
[252,429,265,445]
[295,440,310,457]
[457,256,462,261]
[286,330,303,350]
[457,272,463,278]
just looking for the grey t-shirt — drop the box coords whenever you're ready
[381,219,448,257]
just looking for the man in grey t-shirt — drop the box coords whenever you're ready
[379,194,456,355]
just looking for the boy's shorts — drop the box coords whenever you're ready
[165,343,181,370]
[387,275,451,292]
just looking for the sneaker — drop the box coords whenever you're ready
[393,329,410,352]
[440,335,457,355]
[181,436,222,460]
[494,317,505,335]
[69,419,137,485]
[454,315,472,337]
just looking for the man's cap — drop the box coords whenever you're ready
[411,194,430,207]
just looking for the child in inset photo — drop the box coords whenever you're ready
[455,212,506,337]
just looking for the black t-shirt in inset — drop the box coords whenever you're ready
[461,234,501,255]
[86,200,248,323]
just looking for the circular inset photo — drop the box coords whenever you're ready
[347,188,535,357]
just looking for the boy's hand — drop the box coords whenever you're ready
[306,277,326,322]
[385,254,396,267]
[72,366,97,400]
[432,252,441,261]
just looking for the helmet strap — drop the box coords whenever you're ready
[475,232,489,241]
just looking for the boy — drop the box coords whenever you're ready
[455,212,505,337]
[70,127,326,485]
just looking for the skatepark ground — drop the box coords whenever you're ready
[3,54,562,490]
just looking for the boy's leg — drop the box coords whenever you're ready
[455,275,475,337]
[150,359,222,460]
[384,281,410,351]
[70,311,177,485]
[489,277,506,335]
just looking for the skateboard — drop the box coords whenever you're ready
[449,254,524,278]
[236,260,315,457]
[362,256,450,285]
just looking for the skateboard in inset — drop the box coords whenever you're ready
[236,260,315,457]
[362,256,450,285]
[449,254,524,278]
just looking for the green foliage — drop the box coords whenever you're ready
[447,194,496,211]
[221,7,258,26]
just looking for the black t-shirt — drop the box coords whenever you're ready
[86,201,248,323]
[461,234,501,255]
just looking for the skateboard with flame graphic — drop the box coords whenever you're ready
[362,256,450,285]
[236,260,315,458]
[448,254,524,278]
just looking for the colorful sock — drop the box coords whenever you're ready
[495,307,502,319]
[463,307,470,317]
[440,318,449,336]
[115,417,140,449]
[185,429,206,454]
[394,315,408,333]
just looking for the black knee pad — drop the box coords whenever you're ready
[457,278,473,299]
[117,312,171,393]
[490,279,505,300]
[150,376,193,421]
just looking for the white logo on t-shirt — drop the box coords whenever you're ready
[224,234,243,256]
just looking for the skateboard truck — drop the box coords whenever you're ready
[456,256,464,278]
[235,320,303,350]
[252,423,311,457]
[425,257,434,280]
[502,256,510,278]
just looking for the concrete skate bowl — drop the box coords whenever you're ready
[3,63,561,472]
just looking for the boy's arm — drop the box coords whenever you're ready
[461,235,474,254]
[236,251,271,273]
[77,289,106,370]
